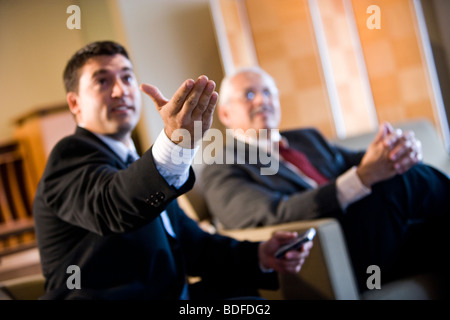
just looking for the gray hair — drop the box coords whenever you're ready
[218,66,279,107]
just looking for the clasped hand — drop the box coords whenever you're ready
[357,122,423,187]
[140,75,218,149]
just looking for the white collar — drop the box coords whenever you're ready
[231,129,282,154]
[92,132,139,163]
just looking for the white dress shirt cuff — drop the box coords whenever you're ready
[152,130,198,189]
[336,166,371,211]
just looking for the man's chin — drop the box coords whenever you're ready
[251,122,278,133]
[117,123,137,135]
[103,121,137,138]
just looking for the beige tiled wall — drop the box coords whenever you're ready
[214,0,442,139]
[316,0,377,137]
[245,0,335,137]
[352,0,439,131]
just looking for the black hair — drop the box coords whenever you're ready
[63,41,130,93]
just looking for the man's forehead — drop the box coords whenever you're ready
[82,54,134,75]
[232,72,275,90]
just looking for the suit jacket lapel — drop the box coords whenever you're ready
[228,138,314,190]
[283,130,338,180]
[276,161,315,189]
[74,126,129,168]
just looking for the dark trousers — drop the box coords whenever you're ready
[335,164,450,293]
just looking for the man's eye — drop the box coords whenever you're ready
[123,75,133,84]
[97,78,108,86]
[245,91,255,101]
[263,89,272,97]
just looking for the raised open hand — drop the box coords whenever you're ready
[140,75,218,148]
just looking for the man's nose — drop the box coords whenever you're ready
[111,79,129,98]
[253,91,269,105]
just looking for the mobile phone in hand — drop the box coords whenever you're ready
[274,228,316,259]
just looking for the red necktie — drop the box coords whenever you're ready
[278,144,328,185]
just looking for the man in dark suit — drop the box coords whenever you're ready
[202,66,450,291]
[33,42,312,300]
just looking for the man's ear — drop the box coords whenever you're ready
[217,104,231,127]
[67,92,80,118]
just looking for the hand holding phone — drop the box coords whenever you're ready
[274,228,316,259]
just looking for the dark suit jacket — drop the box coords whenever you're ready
[202,128,365,229]
[33,127,276,299]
